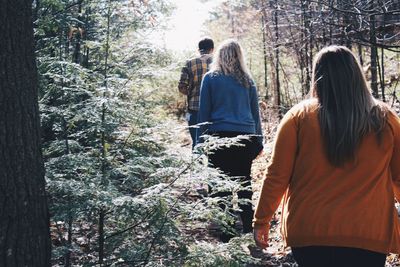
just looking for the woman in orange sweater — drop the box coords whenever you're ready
[253,45,400,267]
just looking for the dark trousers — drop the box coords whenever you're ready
[208,131,255,234]
[292,246,387,267]
[187,110,198,149]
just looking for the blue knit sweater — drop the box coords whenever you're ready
[198,72,263,143]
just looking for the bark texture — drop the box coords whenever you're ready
[0,0,51,266]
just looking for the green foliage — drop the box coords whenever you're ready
[35,0,264,266]
[185,236,260,267]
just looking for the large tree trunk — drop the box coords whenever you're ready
[0,1,51,266]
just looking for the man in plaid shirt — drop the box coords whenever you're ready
[178,38,214,149]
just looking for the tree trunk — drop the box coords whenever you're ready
[274,0,281,117]
[301,0,311,94]
[261,4,269,100]
[308,0,313,89]
[320,0,327,46]
[65,215,73,267]
[380,4,386,101]
[82,6,90,68]
[358,43,364,66]
[0,1,51,266]
[329,0,333,44]
[62,118,72,266]
[98,2,112,264]
[369,0,379,98]
[98,209,105,265]
[72,1,83,64]
[338,0,352,48]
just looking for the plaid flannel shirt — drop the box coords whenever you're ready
[178,53,212,111]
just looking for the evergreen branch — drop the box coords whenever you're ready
[50,0,84,17]
[104,207,156,240]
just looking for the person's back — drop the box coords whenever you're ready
[178,37,213,148]
[198,73,261,135]
[277,99,400,253]
[179,54,212,111]
[253,45,400,267]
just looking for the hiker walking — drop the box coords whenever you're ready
[198,39,263,242]
[254,45,400,267]
[178,37,214,149]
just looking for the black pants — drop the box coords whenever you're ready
[208,131,256,234]
[292,246,387,267]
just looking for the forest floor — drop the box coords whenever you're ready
[170,106,400,267]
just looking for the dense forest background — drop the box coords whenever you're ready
[2,0,400,266]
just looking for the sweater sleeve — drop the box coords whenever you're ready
[198,74,212,142]
[250,85,263,144]
[389,111,400,201]
[253,111,298,227]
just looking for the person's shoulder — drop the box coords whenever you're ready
[277,99,318,128]
[385,110,400,139]
[189,54,211,63]
[372,99,397,121]
[185,55,202,66]
[204,71,223,79]
[388,109,400,120]
[286,98,319,118]
[186,56,198,65]
[384,103,400,128]
[368,99,400,136]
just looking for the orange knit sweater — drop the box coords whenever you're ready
[254,99,400,254]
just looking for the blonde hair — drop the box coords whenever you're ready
[310,45,387,166]
[210,39,253,89]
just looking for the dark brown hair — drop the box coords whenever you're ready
[310,45,387,166]
[198,37,214,54]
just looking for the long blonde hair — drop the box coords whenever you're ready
[310,45,387,166]
[210,39,253,89]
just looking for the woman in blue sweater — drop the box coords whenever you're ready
[198,39,263,241]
